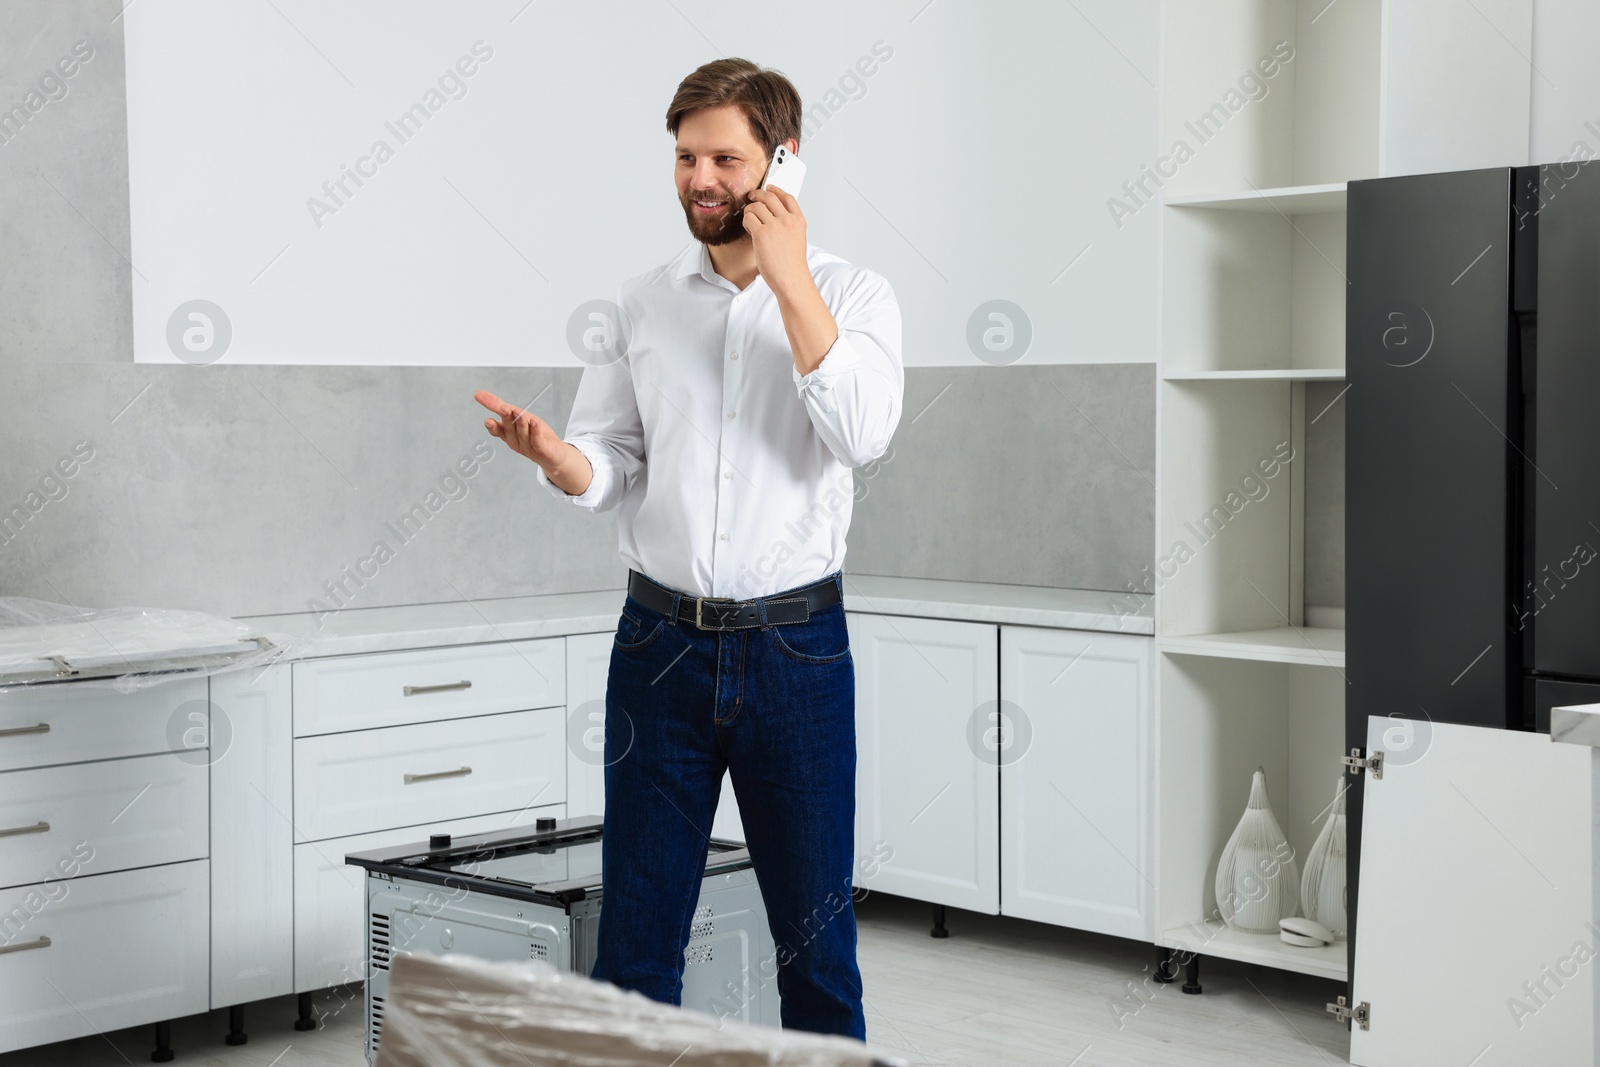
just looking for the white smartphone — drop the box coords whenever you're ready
[759,144,806,198]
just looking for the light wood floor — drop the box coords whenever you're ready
[0,892,1350,1066]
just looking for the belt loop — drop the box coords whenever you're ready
[757,594,769,630]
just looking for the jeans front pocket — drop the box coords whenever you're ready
[614,607,665,652]
[769,604,851,664]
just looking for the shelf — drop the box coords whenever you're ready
[1160,922,1347,981]
[1161,368,1345,382]
[1159,627,1345,668]
[1164,183,1348,215]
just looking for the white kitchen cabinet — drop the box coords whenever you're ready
[291,638,565,737]
[850,611,1000,913]
[999,625,1153,939]
[566,629,746,843]
[0,594,1160,1062]
[210,664,295,1009]
[711,774,746,844]
[292,707,564,842]
[0,674,213,1056]
[565,631,613,820]
[0,675,207,773]
[0,860,209,1054]
[292,804,564,993]
[0,751,207,892]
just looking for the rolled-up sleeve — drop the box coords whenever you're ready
[792,271,904,467]
[536,295,645,513]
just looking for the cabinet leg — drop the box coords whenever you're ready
[1154,945,1175,984]
[930,904,949,939]
[225,1003,248,1045]
[151,1019,174,1062]
[1182,953,1203,995]
[294,991,317,1031]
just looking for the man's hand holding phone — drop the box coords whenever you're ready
[744,155,809,297]
[474,390,592,495]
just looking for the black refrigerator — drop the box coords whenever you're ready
[1346,161,1600,979]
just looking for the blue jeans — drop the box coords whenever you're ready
[590,569,866,1040]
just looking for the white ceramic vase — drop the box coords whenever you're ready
[1299,777,1348,938]
[1214,767,1301,933]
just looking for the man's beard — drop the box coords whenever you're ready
[681,188,751,246]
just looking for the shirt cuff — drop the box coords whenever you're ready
[535,441,608,508]
[792,334,863,412]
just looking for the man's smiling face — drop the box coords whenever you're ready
[675,104,769,246]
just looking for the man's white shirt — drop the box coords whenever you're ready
[536,240,903,599]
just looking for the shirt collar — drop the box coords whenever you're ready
[670,240,819,286]
[670,241,713,283]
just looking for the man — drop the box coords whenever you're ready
[475,57,902,1040]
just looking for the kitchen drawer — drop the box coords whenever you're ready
[293,804,564,992]
[293,708,565,842]
[293,639,565,737]
[0,676,208,773]
[0,752,208,891]
[0,859,209,1054]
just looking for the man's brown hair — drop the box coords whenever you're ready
[665,58,802,156]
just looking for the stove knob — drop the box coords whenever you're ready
[429,833,451,849]
[535,817,557,832]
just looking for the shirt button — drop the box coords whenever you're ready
[730,351,740,360]
[723,470,732,479]
[727,410,736,418]
[720,532,729,540]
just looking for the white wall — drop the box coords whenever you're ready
[125,0,1160,367]
[1529,0,1600,164]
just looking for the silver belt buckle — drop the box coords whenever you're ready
[697,598,739,630]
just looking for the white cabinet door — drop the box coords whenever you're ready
[999,625,1153,939]
[566,632,613,820]
[710,776,745,845]
[210,664,294,1008]
[1349,719,1591,1067]
[566,631,745,843]
[0,860,209,1054]
[851,612,999,912]
[293,805,564,993]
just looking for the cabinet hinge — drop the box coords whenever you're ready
[1342,747,1383,779]
[1326,996,1370,1030]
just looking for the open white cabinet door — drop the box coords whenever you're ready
[1350,718,1593,1065]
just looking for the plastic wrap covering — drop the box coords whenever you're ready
[374,951,912,1067]
[0,596,299,693]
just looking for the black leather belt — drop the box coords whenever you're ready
[627,568,842,631]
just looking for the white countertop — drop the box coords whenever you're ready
[237,574,1151,660]
[1551,702,1600,747]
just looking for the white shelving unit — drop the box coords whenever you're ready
[1160,368,1345,381]
[1159,626,1345,668]
[1153,0,1533,983]
[1164,183,1348,214]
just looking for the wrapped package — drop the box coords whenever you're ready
[0,595,298,692]
[373,950,912,1067]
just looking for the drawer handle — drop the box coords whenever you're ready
[0,936,51,955]
[403,680,472,696]
[0,821,49,839]
[0,723,50,739]
[404,766,472,785]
